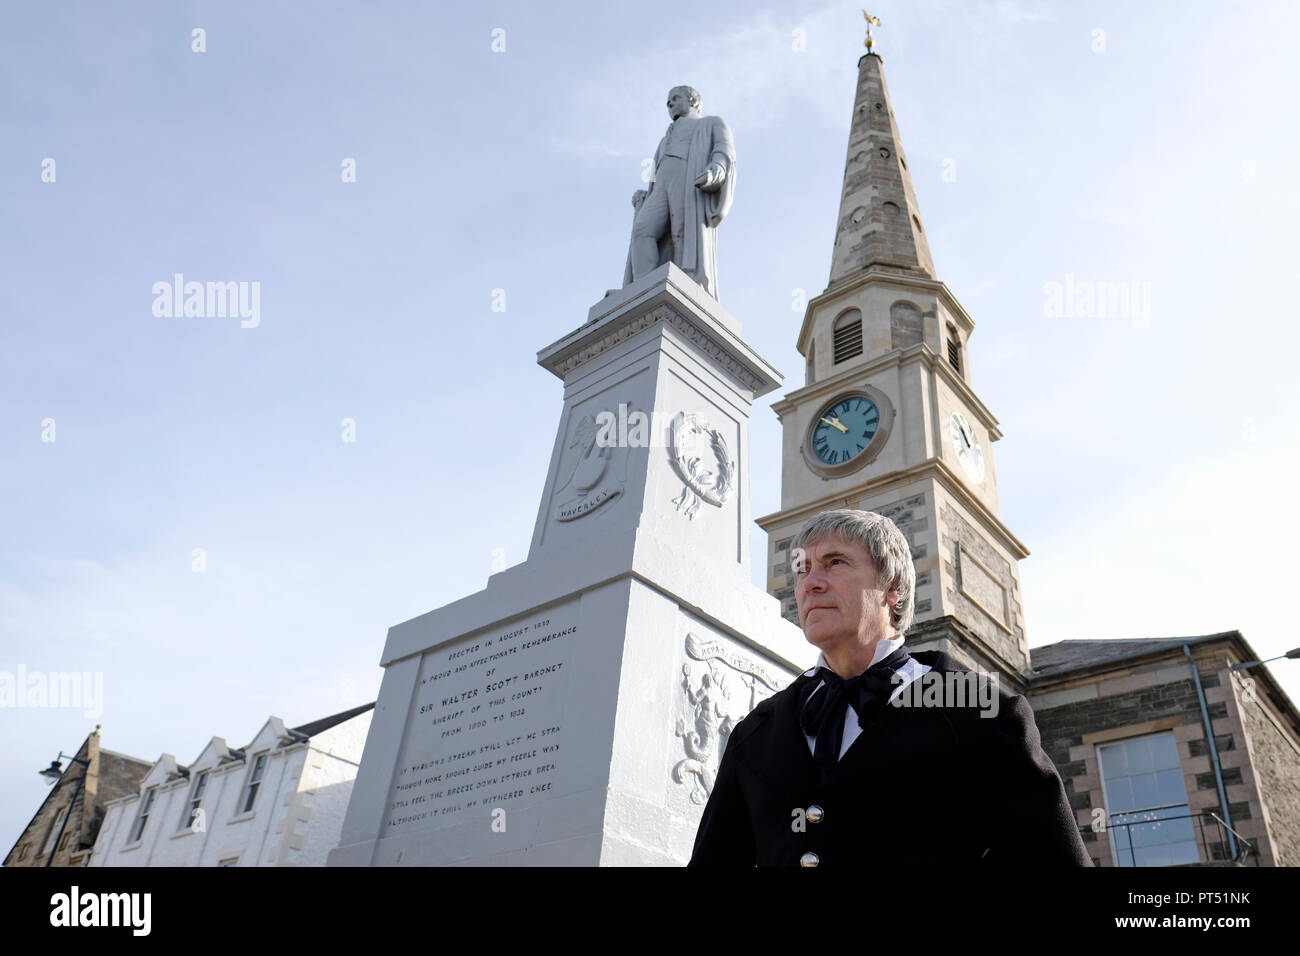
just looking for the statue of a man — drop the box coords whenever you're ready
[622,86,735,300]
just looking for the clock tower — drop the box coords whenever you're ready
[756,47,1033,689]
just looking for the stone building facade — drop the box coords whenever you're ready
[1027,632,1299,866]
[88,702,373,867]
[4,726,152,867]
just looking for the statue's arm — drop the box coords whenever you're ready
[695,117,735,191]
[710,116,736,170]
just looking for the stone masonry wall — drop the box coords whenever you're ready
[1032,674,1236,866]
[1229,670,1300,866]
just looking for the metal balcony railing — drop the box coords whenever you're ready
[1088,803,1260,866]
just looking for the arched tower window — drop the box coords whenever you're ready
[890,300,923,350]
[946,323,962,374]
[832,309,863,364]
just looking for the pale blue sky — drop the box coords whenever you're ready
[4,0,1299,854]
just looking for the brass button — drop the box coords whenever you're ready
[805,805,824,824]
[799,851,820,867]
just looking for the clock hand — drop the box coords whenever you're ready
[820,417,849,434]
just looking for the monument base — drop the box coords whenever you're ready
[328,526,809,866]
[330,268,810,866]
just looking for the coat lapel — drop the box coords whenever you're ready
[768,673,821,784]
[825,650,963,783]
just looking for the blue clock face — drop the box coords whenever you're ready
[812,396,880,465]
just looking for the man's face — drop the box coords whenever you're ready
[666,90,693,119]
[793,534,896,654]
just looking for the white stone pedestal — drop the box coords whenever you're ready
[328,264,813,866]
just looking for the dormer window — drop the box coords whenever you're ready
[183,771,209,829]
[241,754,268,813]
[833,309,863,364]
[131,787,157,842]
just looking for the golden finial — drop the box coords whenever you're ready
[863,11,881,51]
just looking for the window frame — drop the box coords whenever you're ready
[130,786,157,844]
[240,753,268,814]
[182,770,210,830]
[1097,731,1199,867]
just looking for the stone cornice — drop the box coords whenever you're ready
[796,268,977,356]
[755,458,1029,560]
[538,266,781,397]
[556,304,768,392]
[907,615,1030,692]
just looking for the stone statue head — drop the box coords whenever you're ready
[667,85,702,118]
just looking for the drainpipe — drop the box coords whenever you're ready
[1184,643,1237,860]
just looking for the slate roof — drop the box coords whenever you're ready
[290,701,375,739]
[98,746,152,766]
[1029,631,1241,680]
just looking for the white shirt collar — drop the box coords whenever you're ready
[802,634,906,678]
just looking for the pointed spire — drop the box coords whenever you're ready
[827,51,935,288]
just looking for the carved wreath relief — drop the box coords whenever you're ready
[673,632,780,804]
[668,412,735,520]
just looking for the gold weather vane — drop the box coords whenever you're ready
[863,11,881,51]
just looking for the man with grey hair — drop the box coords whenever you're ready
[622,85,735,299]
[688,508,1091,867]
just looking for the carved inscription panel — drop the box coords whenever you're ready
[383,602,579,836]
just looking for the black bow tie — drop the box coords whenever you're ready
[798,646,913,780]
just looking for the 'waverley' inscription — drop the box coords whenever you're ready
[384,602,579,834]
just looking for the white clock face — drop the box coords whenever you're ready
[948,411,985,483]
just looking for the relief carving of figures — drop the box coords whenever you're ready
[672,632,783,804]
[673,664,736,805]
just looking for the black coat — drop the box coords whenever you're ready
[688,650,1093,866]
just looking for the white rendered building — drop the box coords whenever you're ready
[89,703,373,867]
